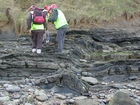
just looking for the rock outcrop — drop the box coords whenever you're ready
[0,28,139,104]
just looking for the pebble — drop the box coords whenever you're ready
[0,79,138,105]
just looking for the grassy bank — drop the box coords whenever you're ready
[0,0,140,35]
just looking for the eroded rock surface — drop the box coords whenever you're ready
[0,28,139,105]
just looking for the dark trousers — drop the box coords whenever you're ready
[56,28,67,53]
[31,31,44,49]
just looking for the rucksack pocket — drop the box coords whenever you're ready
[33,16,44,24]
[32,9,45,24]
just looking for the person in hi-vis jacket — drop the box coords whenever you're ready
[48,4,68,54]
[26,5,47,54]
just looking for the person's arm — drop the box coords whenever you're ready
[43,11,48,32]
[48,9,58,22]
[26,12,32,30]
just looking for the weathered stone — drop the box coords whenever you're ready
[34,89,48,101]
[55,93,67,100]
[75,98,98,105]
[62,71,89,95]
[109,91,136,105]
[82,77,98,85]
[128,75,138,80]
[37,62,59,69]
[6,85,21,92]
[111,83,124,89]
[0,96,10,102]
[0,28,140,105]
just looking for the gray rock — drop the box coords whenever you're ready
[75,98,98,105]
[66,99,75,104]
[0,96,10,102]
[127,84,135,89]
[13,93,21,99]
[73,96,87,100]
[55,93,67,100]
[37,62,59,69]
[25,103,32,105]
[112,83,124,89]
[6,85,21,92]
[34,89,48,101]
[109,91,136,105]
[62,71,89,95]
[82,77,98,85]
[128,76,138,80]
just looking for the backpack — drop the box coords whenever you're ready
[32,9,45,24]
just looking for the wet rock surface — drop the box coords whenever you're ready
[0,28,139,105]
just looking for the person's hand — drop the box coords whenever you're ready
[26,29,31,35]
[44,29,46,34]
[29,30,31,34]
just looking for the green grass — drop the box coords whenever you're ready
[0,0,140,34]
[90,51,134,61]
[91,51,133,56]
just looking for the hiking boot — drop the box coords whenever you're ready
[54,52,63,55]
[37,49,41,54]
[32,48,36,53]
[46,40,49,43]
[62,50,69,54]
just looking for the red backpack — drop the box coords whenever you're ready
[32,8,45,24]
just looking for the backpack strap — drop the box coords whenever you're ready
[30,11,34,19]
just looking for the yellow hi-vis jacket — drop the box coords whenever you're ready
[30,11,45,30]
[54,9,68,29]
